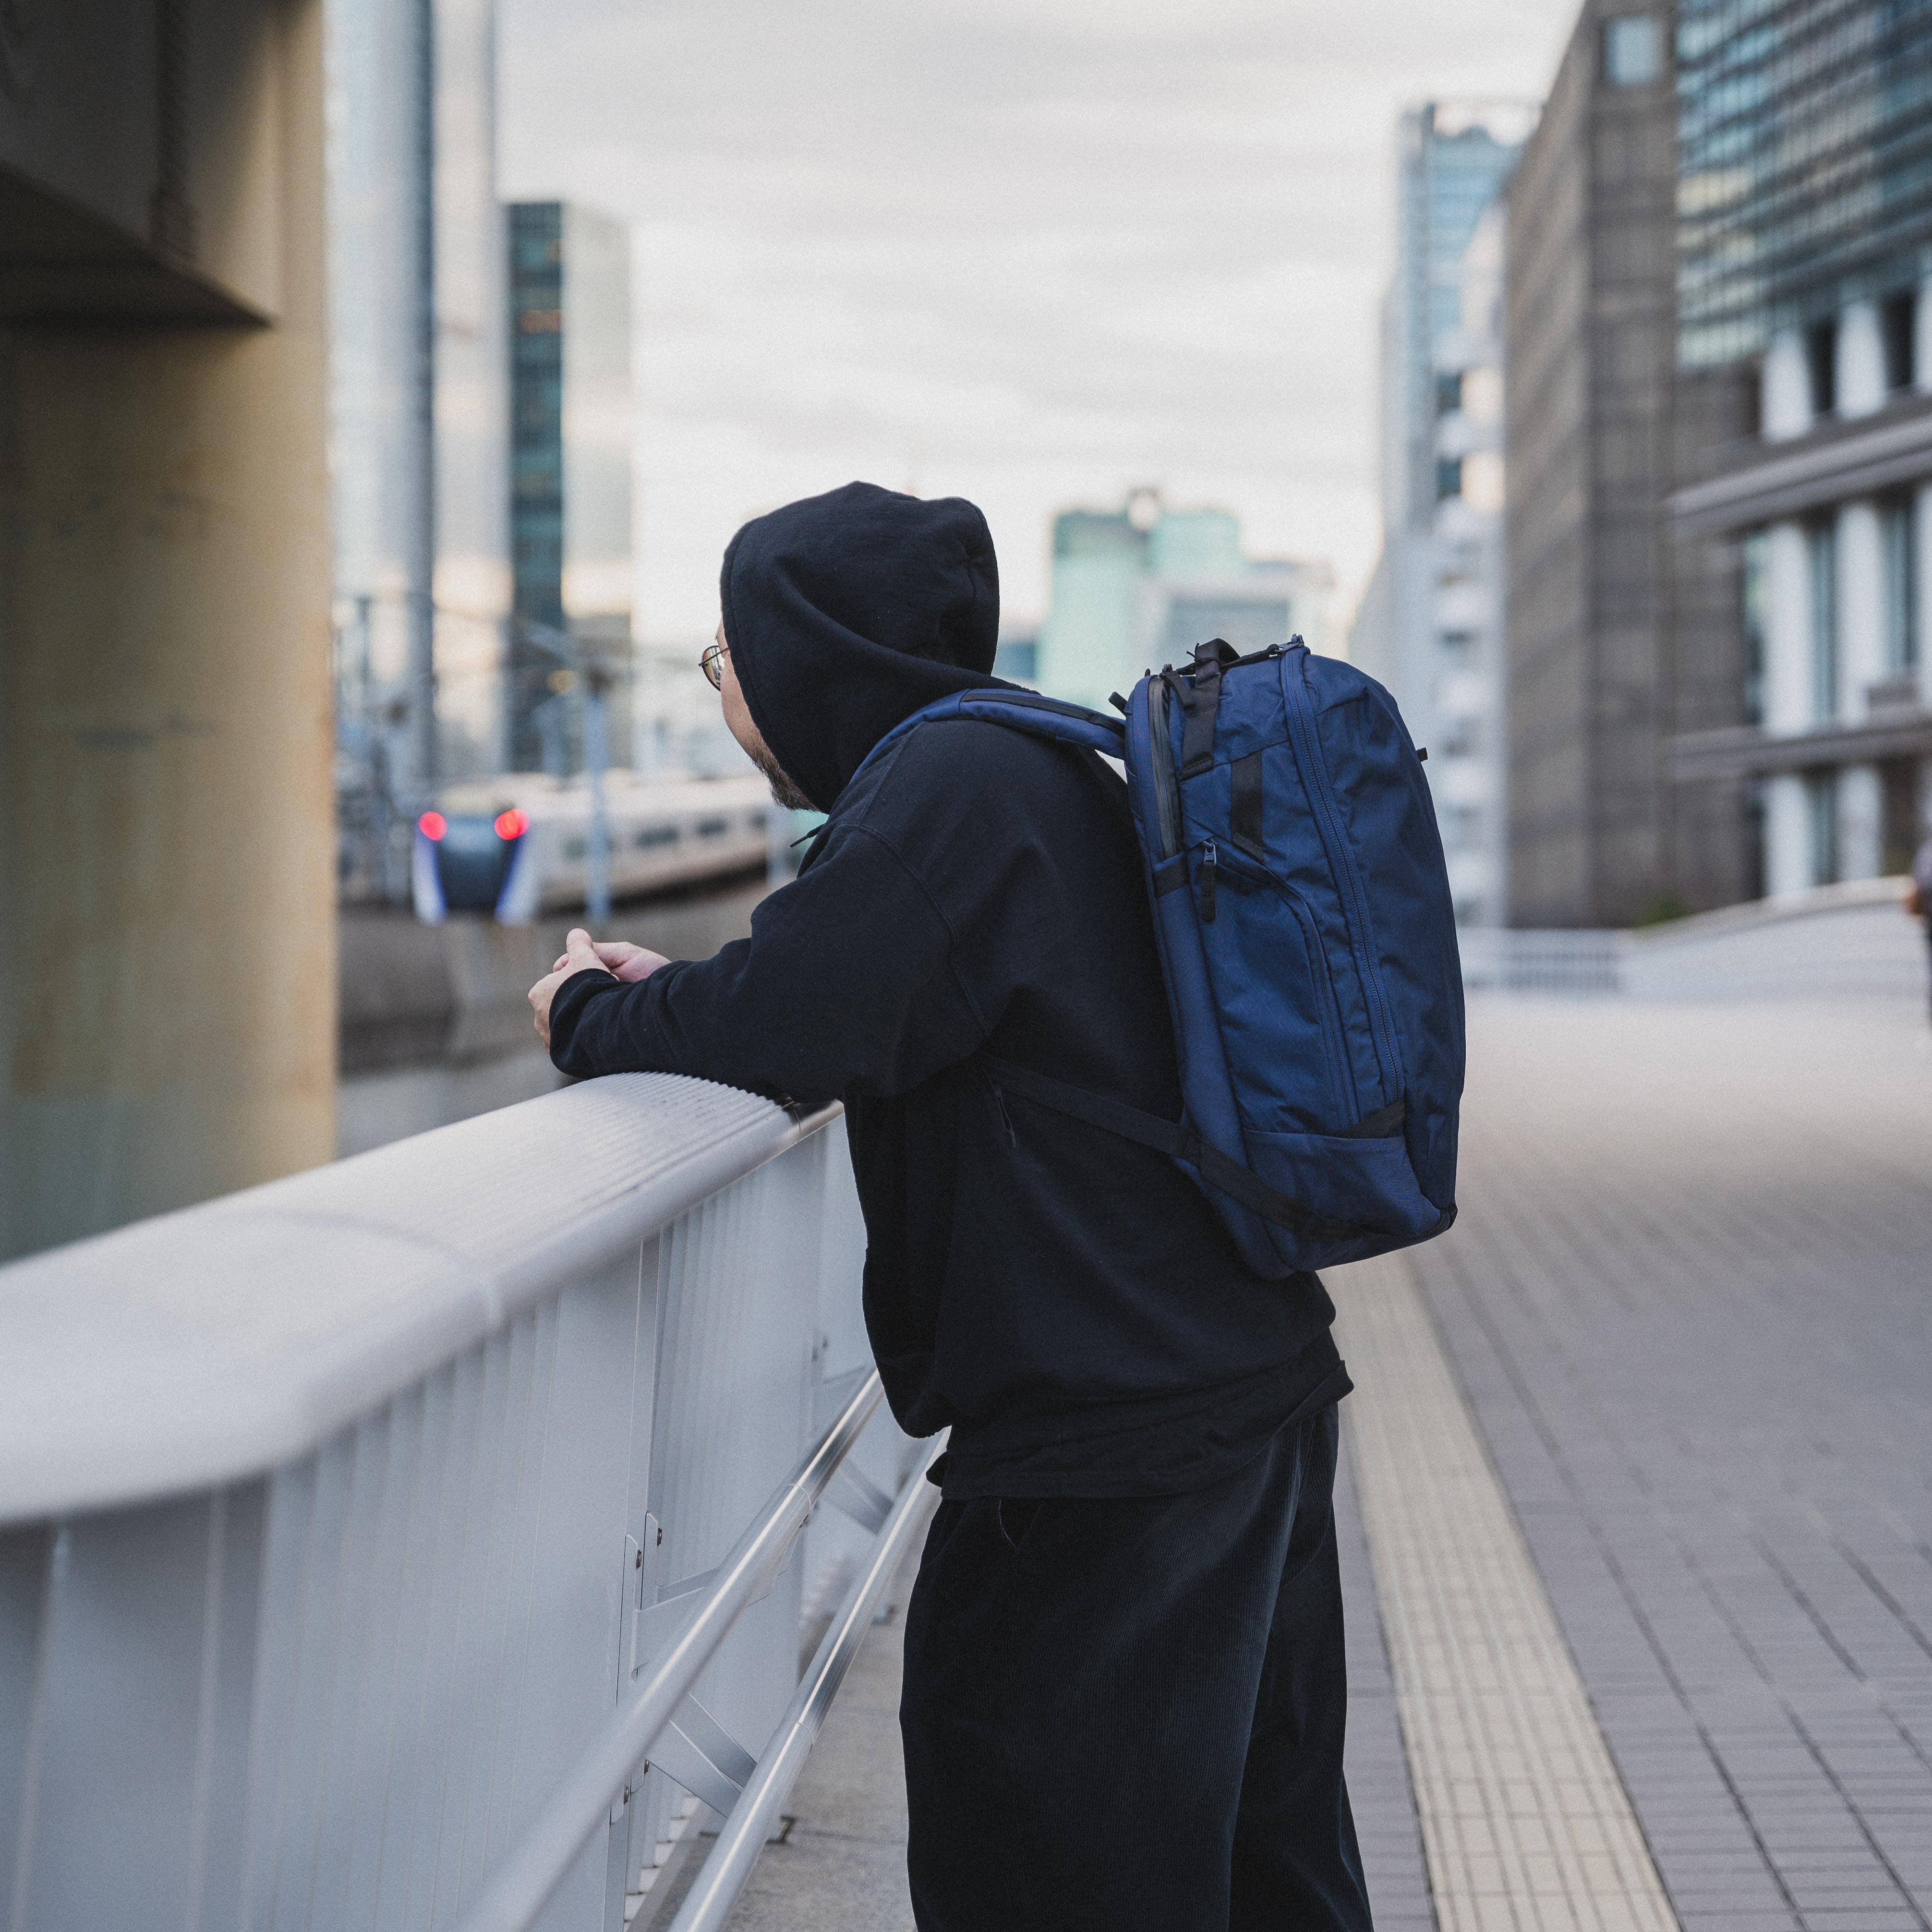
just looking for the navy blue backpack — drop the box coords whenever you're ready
[857,638,1464,1279]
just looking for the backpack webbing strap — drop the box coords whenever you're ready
[979,1055,1367,1244]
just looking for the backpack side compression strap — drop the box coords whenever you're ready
[979,1055,1367,1245]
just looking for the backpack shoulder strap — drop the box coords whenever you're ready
[853,689,1125,788]
[980,1054,1370,1245]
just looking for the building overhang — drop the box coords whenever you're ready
[1671,709,1932,779]
[1666,394,1932,538]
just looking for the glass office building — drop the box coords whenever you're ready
[507,201,634,774]
[1668,0,1932,892]
[1678,0,1932,370]
[1354,102,1531,926]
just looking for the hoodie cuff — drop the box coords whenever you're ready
[547,966,623,1073]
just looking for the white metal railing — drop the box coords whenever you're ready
[0,1073,914,1932]
[1459,926,1628,993]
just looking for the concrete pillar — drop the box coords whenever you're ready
[1762,520,1812,732]
[1835,499,1885,720]
[1837,764,1884,881]
[1763,329,1812,440]
[1836,301,1886,418]
[1764,773,1812,897]
[0,3,334,1259]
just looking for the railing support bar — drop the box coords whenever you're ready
[663,1435,947,1932]
[453,1371,886,1932]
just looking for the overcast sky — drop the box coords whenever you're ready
[498,0,1576,645]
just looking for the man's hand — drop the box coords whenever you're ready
[528,927,668,1051]
[555,937,669,983]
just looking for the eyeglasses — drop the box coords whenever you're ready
[700,642,729,690]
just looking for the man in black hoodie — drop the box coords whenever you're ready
[530,483,1372,1932]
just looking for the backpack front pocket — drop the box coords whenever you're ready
[1190,842,1359,1135]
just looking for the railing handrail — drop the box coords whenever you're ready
[664,1435,946,1932]
[452,1371,890,1932]
[0,1074,839,1526]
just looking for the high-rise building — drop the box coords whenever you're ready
[329,0,511,895]
[1505,5,1688,927]
[1352,102,1531,927]
[1036,491,1336,712]
[1667,0,1932,892]
[507,202,635,773]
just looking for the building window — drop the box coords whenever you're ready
[1807,520,1837,721]
[1441,805,1483,854]
[1741,529,1766,726]
[1804,320,1836,418]
[1804,773,1837,887]
[1441,715,1482,757]
[1882,290,1917,394]
[1603,14,1660,84]
[1437,628,1477,662]
[1435,457,1463,501]
[1436,371,1463,417]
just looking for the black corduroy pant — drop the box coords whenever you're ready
[900,1405,1372,1931]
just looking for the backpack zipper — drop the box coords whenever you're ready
[1277,648,1406,1100]
[1198,840,1218,922]
[1144,678,1183,858]
[987,1074,1017,1147]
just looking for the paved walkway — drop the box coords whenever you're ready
[1395,993,1932,1932]
[651,988,1932,1929]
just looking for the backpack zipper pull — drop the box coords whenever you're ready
[1199,841,1218,923]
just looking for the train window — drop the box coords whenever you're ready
[697,817,729,837]
[635,824,677,848]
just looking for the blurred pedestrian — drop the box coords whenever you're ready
[1909,831,1932,1024]
[528,483,1372,1932]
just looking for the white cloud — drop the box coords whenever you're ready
[499,0,1575,641]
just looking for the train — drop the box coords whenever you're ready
[411,769,776,923]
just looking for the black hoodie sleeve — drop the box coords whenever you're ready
[546,818,990,1103]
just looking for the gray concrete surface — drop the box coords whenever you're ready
[1621,879,1926,1002]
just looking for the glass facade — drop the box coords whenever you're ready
[1677,0,1932,369]
[1391,106,1528,528]
[508,203,567,769]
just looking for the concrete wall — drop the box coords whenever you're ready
[1505,0,1748,925]
[1504,27,1594,925]
[337,880,769,1155]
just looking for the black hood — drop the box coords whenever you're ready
[719,481,1005,811]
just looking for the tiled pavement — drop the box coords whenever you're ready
[1337,1250,1679,1931]
[1400,994,1932,1932]
[681,990,1932,1929]
[1337,1429,1438,1931]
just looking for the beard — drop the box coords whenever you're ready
[753,744,817,813]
